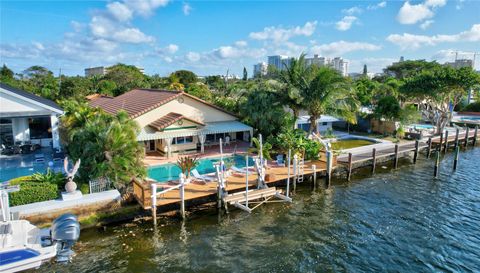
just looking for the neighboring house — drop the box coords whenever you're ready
[296,115,340,133]
[89,89,253,157]
[0,83,63,149]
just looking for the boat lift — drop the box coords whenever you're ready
[219,134,292,213]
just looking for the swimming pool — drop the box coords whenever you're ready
[408,124,435,129]
[148,154,254,183]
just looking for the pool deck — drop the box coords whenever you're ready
[133,160,331,210]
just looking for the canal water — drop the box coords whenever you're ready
[36,148,480,272]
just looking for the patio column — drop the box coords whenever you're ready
[50,114,61,150]
[198,134,206,154]
[166,137,173,158]
[249,129,253,147]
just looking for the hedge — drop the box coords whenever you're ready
[9,182,59,206]
[462,102,480,112]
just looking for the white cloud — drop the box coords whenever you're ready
[342,6,362,15]
[182,3,191,15]
[335,16,357,31]
[349,57,397,73]
[397,0,446,25]
[431,49,479,69]
[123,0,170,17]
[387,23,480,50]
[310,41,381,56]
[456,0,465,10]
[234,40,248,47]
[367,1,387,10]
[420,20,434,30]
[186,52,200,62]
[249,21,317,43]
[70,21,85,32]
[107,2,133,22]
[165,44,179,54]
[112,28,155,43]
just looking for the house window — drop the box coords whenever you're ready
[174,136,193,145]
[29,117,52,139]
[322,122,328,126]
[0,118,13,146]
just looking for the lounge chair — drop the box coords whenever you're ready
[276,154,285,167]
[191,169,215,182]
[230,166,253,174]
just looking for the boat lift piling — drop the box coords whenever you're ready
[151,183,157,226]
[473,126,478,146]
[312,164,317,189]
[372,148,377,174]
[427,137,432,158]
[464,127,470,147]
[434,150,440,178]
[413,140,419,164]
[453,146,460,171]
[455,128,460,148]
[286,149,291,198]
[443,130,449,152]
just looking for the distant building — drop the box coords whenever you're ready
[85,66,108,77]
[267,55,292,71]
[444,59,474,69]
[305,54,328,67]
[253,62,268,77]
[84,66,145,77]
[331,57,348,76]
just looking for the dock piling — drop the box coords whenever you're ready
[286,149,291,198]
[464,127,469,147]
[326,151,332,187]
[439,131,444,151]
[245,155,249,208]
[371,148,376,174]
[455,128,460,148]
[474,126,478,146]
[151,183,157,226]
[427,137,432,158]
[394,144,399,169]
[434,150,440,178]
[443,130,449,152]
[413,140,419,164]
[453,146,460,171]
[347,153,353,181]
[312,164,317,189]
[180,176,185,219]
[293,154,298,192]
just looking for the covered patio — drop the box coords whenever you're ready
[138,120,253,164]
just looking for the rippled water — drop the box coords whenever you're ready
[36,148,480,273]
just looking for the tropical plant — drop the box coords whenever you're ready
[104,63,147,96]
[30,169,66,187]
[176,156,199,178]
[302,67,359,133]
[249,137,273,160]
[61,101,146,193]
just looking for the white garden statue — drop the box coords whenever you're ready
[64,157,81,193]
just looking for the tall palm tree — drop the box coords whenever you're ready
[278,54,314,128]
[303,67,359,134]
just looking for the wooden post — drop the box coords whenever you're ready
[453,146,460,171]
[245,155,249,208]
[347,153,353,181]
[439,131,444,151]
[326,151,332,187]
[434,150,440,178]
[293,154,298,192]
[443,130,449,152]
[312,164,317,189]
[394,144,399,169]
[454,128,460,148]
[286,149,291,198]
[427,137,432,158]
[180,175,185,219]
[215,165,222,212]
[151,183,157,226]
[371,148,376,174]
[464,127,470,147]
[413,140,419,164]
[473,126,478,146]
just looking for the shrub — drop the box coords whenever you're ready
[79,183,90,194]
[30,169,66,188]
[462,102,480,112]
[8,176,34,185]
[9,182,59,206]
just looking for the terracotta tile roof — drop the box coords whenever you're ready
[149,112,205,131]
[88,89,182,118]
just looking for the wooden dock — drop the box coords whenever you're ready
[133,160,330,210]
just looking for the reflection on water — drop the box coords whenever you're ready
[35,149,480,272]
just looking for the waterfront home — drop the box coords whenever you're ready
[296,115,341,133]
[0,83,63,150]
[88,89,253,158]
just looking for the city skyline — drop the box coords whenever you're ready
[1,0,479,76]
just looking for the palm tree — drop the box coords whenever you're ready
[302,67,359,134]
[278,54,313,128]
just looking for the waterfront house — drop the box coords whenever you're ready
[88,89,253,157]
[0,83,63,150]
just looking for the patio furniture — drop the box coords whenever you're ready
[52,151,65,162]
[34,153,45,163]
[276,154,285,166]
[191,169,215,182]
[230,166,253,175]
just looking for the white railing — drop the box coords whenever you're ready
[150,175,188,224]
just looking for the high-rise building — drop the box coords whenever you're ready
[330,57,348,76]
[84,65,145,77]
[445,59,474,69]
[253,62,268,77]
[267,55,291,71]
[305,54,328,67]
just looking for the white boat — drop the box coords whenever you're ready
[1,186,80,273]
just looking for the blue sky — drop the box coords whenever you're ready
[1,0,479,76]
